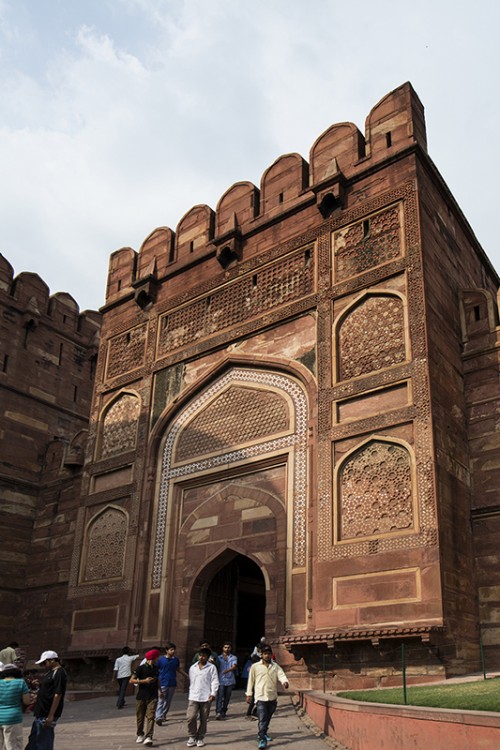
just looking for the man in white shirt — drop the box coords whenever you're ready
[245,645,289,750]
[0,642,18,666]
[186,647,219,748]
[113,646,139,709]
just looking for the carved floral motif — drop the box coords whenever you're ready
[338,440,414,541]
[100,393,140,458]
[338,295,406,381]
[82,508,127,581]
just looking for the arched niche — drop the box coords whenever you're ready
[97,390,141,459]
[333,291,408,383]
[334,436,418,544]
[80,505,129,583]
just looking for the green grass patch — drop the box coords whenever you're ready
[337,676,500,712]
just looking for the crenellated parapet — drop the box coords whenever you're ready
[104,81,427,305]
[0,253,101,338]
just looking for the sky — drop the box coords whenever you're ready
[1,0,499,312]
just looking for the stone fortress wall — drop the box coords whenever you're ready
[2,82,500,689]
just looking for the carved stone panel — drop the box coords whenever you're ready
[337,295,406,382]
[337,440,414,542]
[333,203,403,282]
[81,507,127,582]
[174,385,291,462]
[157,246,315,357]
[106,324,147,379]
[99,393,140,459]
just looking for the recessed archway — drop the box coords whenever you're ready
[188,551,265,664]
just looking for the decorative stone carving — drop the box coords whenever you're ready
[338,440,414,541]
[157,247,314,356]
[337,295,406,381]
[100,393,140,459]
[334,204,402,282]
[153,368,308,588]
[175,385,290,461]
[106,324,147,379]
[82,508,127,582]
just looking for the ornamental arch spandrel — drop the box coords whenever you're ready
[141,360,314,653]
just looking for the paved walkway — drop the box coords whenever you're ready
[22,691,329,750]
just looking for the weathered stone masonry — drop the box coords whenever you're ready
[3,82,500,689]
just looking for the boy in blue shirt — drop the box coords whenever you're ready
[155,643,180,725]
[215,642,238,720]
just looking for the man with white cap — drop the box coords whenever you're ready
[25,650,67,750]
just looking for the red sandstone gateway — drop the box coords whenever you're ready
[2,82,499,693]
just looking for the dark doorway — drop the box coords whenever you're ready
[204,554,265,660]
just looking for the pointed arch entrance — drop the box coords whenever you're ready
[189,552,265,657]
[143,365,310,655]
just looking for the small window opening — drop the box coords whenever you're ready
[117,279,122,291]
[386,132,392,148]
[190,240,194,253]
[363,219,371,239]
[206,296,211,309]
[252,274,258,288]
[125,332,132,344]
[59,343,64,365]
[278,192,284,204]
[304,249,311,267]
[473,305,481,322]
[73,385,78,402]
[63,315,67,324]
[23,320,36,348]
[318,192,338,219]
[2,354,8,373]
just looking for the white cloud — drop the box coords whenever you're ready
[1,0,500,309]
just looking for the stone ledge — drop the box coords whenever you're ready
[298,689,500,750]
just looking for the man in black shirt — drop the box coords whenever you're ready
[130,649,162,746]
[25,649,67,750]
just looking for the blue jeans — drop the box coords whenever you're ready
[25,717,57,750]
[216,684,233,715]
[256,699,276,742]
[155,686,176,720]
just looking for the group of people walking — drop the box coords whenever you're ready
[0,638,288,750]
[121,639,288,749]
[0,647,67,750]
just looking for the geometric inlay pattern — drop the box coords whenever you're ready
[100,393,140,459]
[106,323,147,379]
[339,441,414,540]
[157,246,314,356]
[153,368,308,587]
[82,508,127,581]
[174,385,290,462]
[334,204,402,282]
[338,295,405,381]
